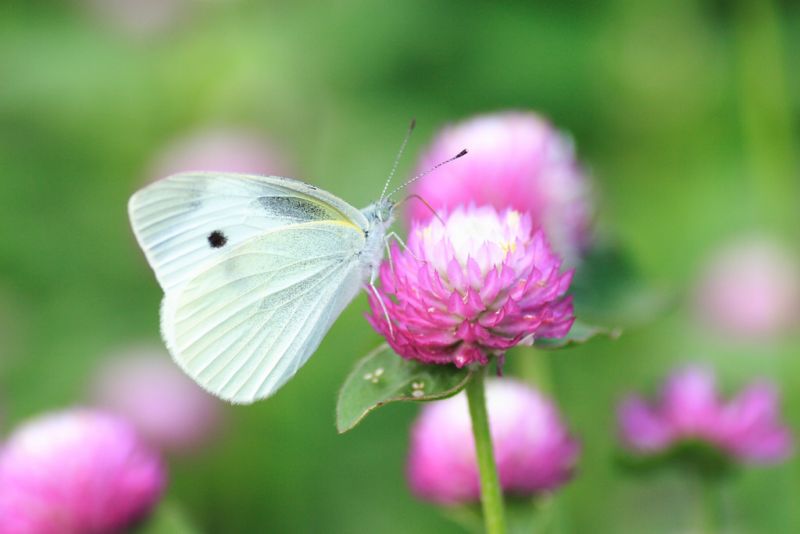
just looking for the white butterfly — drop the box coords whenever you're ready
[129,124,465,404]
[128,172,396,404]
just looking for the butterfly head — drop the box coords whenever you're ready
[363,197,396,229]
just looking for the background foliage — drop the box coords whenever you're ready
[1,0,799,532]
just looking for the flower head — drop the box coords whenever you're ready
[0,409,166,533]
[91,345,223,452]
[408,111,592,262]
[408,378,580,504]
[693,237,800,341]
[368,206,574,367]
[618,366,792,464]
[82,0,188,37]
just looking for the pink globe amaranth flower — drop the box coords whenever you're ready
[91,345,223,452]
[407,378,580,504]
[367,206,574,368]
[693,236,800,341]
[618,367,793,464]
[148,127,294,183]
[408,111,592,263]
[0,409,166,534]
[82,0,188,37]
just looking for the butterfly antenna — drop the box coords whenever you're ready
[379,118,417,202]
[386,148,467,199]
[396,194,446,225]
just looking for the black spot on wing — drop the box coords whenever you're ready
[208,230,228,248]
[257,196,333,220]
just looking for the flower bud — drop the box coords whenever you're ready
[91,345,223,452]
[618,367,792,465]
[409,112,592,262]
[0,409,166,533]
[148,127,294,182]
[408,379,580,504]
[693,237,800,341]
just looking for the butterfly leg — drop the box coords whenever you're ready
[383,234,399,280]
[384,230,410,252]
[383,230,430,279]
[369,274,395,339]
[384,231,428,263]
[372,232,426,341]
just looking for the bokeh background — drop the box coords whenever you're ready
[1,0,799,532]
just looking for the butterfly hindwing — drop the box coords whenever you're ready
[162,221,367,403]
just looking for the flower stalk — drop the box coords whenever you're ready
[518,346,555,395]
[695,476,722,534]
[466,367,507,534]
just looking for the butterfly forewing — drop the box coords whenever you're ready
[128,172,368,292]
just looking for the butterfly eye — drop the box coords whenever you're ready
[207,230,228,248]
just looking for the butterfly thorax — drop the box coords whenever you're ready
[359,198,395,279]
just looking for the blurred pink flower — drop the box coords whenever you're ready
[693,237,800,341]
[367,206,574,368]
[408,111,592,262]
[408,378,580,504]
[82,0,188,37]
[0,409,166,533]
[618,366,792,464]
[91,346,223,452]
[148,127,294,182]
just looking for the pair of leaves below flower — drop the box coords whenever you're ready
[336,344,472,433]
[338,321,617,432]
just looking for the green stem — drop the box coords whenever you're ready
[517,347,568,534]
[735,0,797,231]
[466,368,507,534]
[694,476,721,534]
[517,346,555,394]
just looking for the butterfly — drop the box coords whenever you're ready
[128,172,397,404]
[128,126,466,404]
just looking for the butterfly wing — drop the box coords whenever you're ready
[128,172,368,293]
[129,172,373,403]
[161,221,366,403]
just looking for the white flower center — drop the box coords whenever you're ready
[417,207,527,273]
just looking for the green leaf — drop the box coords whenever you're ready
[336,344,473,433]
[570,242,670,328]
[535,320,620,349]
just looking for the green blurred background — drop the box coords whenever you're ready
[1,0,799,532]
